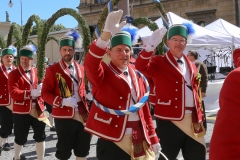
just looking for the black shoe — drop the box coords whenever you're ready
[2,143,11,151]
[0,147,2,156]
[50,126,56,131]
[13,154,27,160]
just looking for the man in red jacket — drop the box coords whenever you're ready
[41,34,91,160]
[209,48,240,160]
[135,25,206,160]
[0,47,16,155]
[84,10,160,160]
[8,45,45,160]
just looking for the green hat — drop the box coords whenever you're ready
[19,44,37,58]
[110,31,132,49]
[167,24,188,40]
[59,36,75,48]
[1,48,14,57]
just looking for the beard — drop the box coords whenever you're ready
[63,55,73,62]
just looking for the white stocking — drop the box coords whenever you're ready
[49,114,54,127]
[76,157,87,160]
[36,141,45,160]
[0,137,4,147]
[14,142,23,159]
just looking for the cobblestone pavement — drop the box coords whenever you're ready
[0,112,217,160]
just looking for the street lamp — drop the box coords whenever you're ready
[8,0,23,33]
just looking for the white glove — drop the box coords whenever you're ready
[62,97,78,108]
[31,89,41,97]
[152,143,161,154]
[37,83,43,91]
[103,9,126,36]
[145,27,168,52]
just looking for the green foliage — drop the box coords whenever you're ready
[22,15,43,47]
[30,19,66,36]
[133,17,159,31]
[93,0,121,40]
[0,35,6,49]
[46,36,59,45]
[7,22,22,65]
[27,39,37,47]
[154,1,169,55]
[49,24,66,33]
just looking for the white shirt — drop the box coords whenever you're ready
[66,63,81,102]
[119,67,140,135]
[5,66,12,74]
[174,57,195,113]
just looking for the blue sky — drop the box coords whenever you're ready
[0,0,80,28]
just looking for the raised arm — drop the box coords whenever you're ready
[135,28,167,77]
[84,10,126,87]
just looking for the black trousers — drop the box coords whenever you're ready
[13,114,46,145]
[54,119,91,160]
[97,138,130,160]
[44,102,52,114]
[202,100,207,131]
[0,106,13,138]
[156,119,205,160]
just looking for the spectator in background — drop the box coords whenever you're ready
[187,50,208,130]
[132,37,143,58]
[209,48,240,160]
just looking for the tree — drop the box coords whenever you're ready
[30,19,66,36]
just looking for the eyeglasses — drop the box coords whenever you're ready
[170,38,186,44]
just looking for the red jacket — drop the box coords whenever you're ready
[146,76,156,106]
[210,53,240,159]
[8,66,44,114]
[41,59,88,119]
[136,50,203,122]
[84,41,158,145]
[0,64,16,106]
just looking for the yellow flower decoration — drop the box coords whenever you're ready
[196,73,202,82]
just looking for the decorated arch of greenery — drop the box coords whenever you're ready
[5,0,168,82]
[37,8,91,81]
[22,14,43,48]
[7,23,22,51]
[0,35,6,49]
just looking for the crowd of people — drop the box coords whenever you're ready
[0,9,239,160]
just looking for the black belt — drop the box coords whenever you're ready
[70,74,78,85]
[186,85,193,91]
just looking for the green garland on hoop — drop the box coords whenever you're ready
[38,8,90,82]
[133,17,159,31]
[133,17,165,55]
[153,1,169,55]
[0,35,6,49]
[7,23,22,65]
[22,14,43,48]
[93,0,121,40]
[46,36,59,45]
[27,39,37,47]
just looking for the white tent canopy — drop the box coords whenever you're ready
[139,12,233,46]
[138,12,233,68]
[205,18,240,47]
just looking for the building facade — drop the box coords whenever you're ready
[78,0,240,28]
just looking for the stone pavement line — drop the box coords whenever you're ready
[0,115,215,160]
